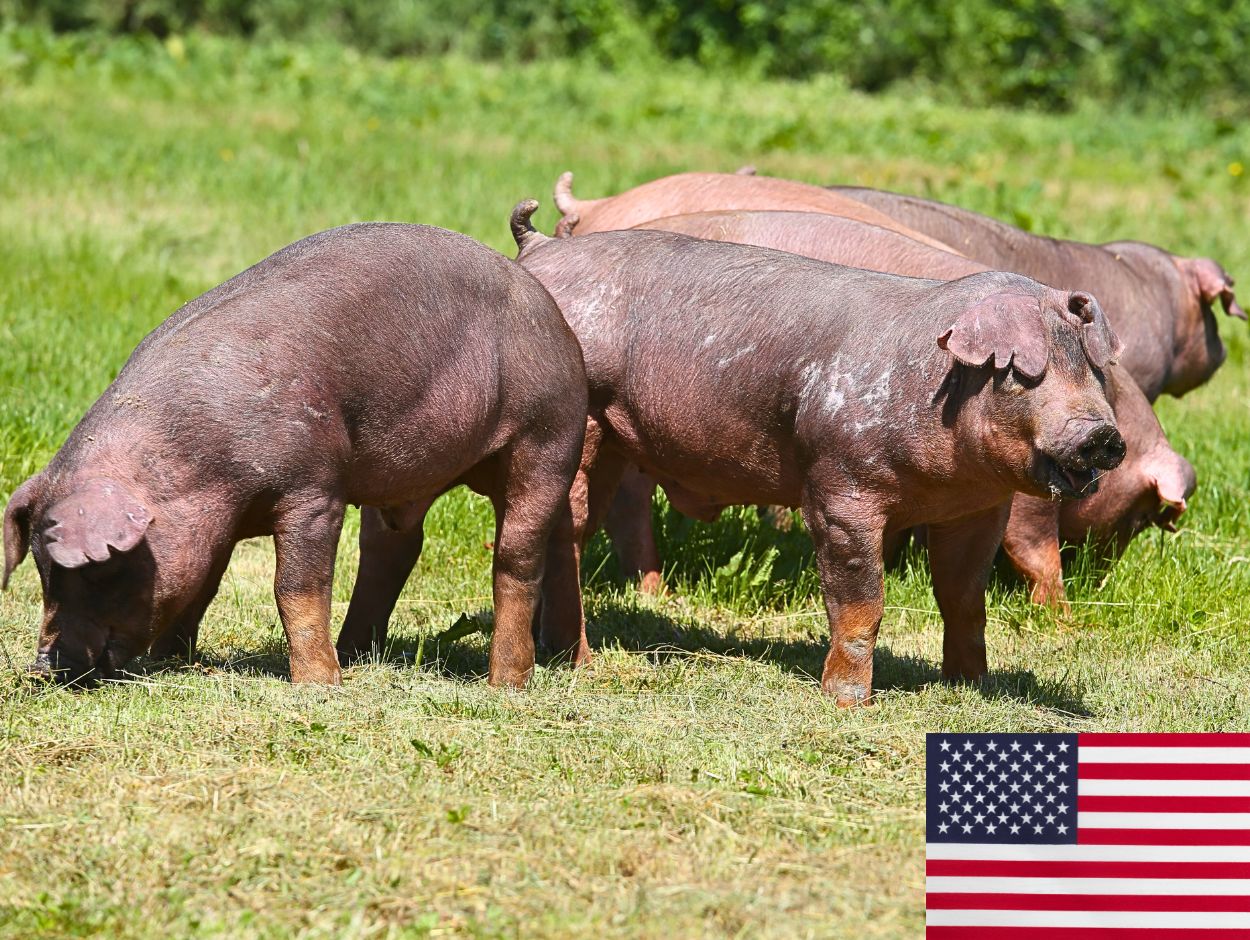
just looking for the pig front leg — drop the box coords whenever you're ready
[802,492,886,706]
[603,466,665,594]
[927,503,1012,684]
[148,550,232,663]
[338,504,429,662]
[273,497,345,684]
[1001,494,1069,611]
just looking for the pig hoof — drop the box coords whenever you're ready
[822,679,873,707]
[638,571,668,596]
[487,668,533,689]
[290,663,343,685]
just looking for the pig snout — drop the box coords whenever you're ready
[29,644,104,686]
[1038,417,1126,500]
[1071,423,1127,472]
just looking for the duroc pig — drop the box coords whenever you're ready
[552,171,956,252]
[831,186,1244,401]
[2,222,587,687]
[511,202,1126,703]
[624,210,1195,607]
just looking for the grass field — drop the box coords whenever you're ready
[1,28,1248,939]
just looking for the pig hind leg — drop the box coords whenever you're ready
[273,495,345,684]
[338,505,430,662]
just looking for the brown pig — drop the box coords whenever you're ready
[511,202,1126,703]
[552,171,956,251]
[626,210,1196,606]
[830,186,1244,401]
[2,222,587,687]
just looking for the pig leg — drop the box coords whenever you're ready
[273,497,345,684]
[802,492,886,707]
[604,467,665,594]
[928,503,1012,684]
[337,505,429,661]
[487,436,587,688]
[1001,495,1069,611]
[538,417,628,666]
[148,550,232,662]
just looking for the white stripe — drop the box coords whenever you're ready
[927,910,1250,929]
[927,876,1250,896]
[927,842,1250,862]
[1079,778,1250,797]
[1081,811,1250,829]
[1081,746,1250,764]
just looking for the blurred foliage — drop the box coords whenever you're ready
[3,0,1249,112]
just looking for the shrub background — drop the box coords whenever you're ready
[4,0,1249,111]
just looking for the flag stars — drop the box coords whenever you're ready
[1057,824,1068,834]
[1057,742,1069,753]
[1010,741,1022,753]
[940,740,952,752]
[986,823,997,834]
[1010,823,1021,834]
[1034,742,1046,753]
[962,823,973,834]
[939,822,949,833]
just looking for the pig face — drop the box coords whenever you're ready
[1169,257,1245,396]
[4,476,175,683]
[1062,447,1196,556]
[939,288,1127,500]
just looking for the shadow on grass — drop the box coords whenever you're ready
[587,598,1090,715]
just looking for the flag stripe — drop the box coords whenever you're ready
[1078,796,1250,813]
[927,859,1250,879]
[1079,734,1250,747]
[926,843,1250,862]
[1079,747,1250,764]
[1078,762,1250,780]
[925,910,1250,928]
[1079,828,1250,846]
[1078,779,1250,797]
[926,893,1250,912]
[926,927,1250,939]
[1081,812,1250,830]
[926,876,1250,896]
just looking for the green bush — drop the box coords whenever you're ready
[3,0,1249,110]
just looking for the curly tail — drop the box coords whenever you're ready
[509,199,548,254]
[554,213,579,238]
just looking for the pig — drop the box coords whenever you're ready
[1,221,587,688]
[510,202,1126,703]
[551,171,957,252]
[623,210,1195,607]
[830,186,1244,401]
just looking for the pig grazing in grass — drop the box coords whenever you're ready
[831,186,1244,400]
[512,203,1125,703]
[630,210,1195,607]
[2,222,587,688]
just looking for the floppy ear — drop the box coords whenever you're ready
[1187,257,1246,320]
[1068,291,1125,368]
[43,478,151,570]
[1145,448,1197,532]
[937,290,1050,380]
[3,476,41,590]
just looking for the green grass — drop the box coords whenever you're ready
[1,27,1249,939]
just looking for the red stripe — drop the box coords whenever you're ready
[927,859,1250,879]
[927,928,1250,939]
[1080,828,1250,846]
[1079,763,1250,780]
[926,892,1250,912]
[1078,795,1250,813]
[1079,733,1250,747]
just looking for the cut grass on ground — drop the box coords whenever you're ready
[0,28,1248,940]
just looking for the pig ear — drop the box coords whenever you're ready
[1146,449,1197,531]
[1069,291,1125,368]
[3,476,42,590]
[1186,257,1246,320]
[937,290,1050,380]
[43,478,151,570]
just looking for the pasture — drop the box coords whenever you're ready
[0,28,1248,939]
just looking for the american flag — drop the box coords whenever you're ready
[926,732,1250,937]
